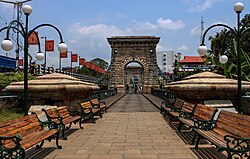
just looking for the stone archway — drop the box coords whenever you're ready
[124,61,144,93]
[107,36,160,93]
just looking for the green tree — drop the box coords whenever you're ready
[207,14,250,81]
[0,72,35,89]
[90,58,108,70]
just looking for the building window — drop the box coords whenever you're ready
[163,63,166,65]
[163,54,166,57]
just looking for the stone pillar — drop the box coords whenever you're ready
[107,36,160,93]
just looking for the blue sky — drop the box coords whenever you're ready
[0,0,249,68]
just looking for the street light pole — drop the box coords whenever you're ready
[69,51,73,75]
[0,4,68,115]
[197,2,249,114]
[41,36,47,74]
[0,0,32,70]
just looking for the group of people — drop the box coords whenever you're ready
[125,84,142,93]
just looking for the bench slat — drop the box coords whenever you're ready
[214,110,250,138]
[193,104,217,121]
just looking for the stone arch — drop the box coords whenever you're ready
[107,36,160,93]
[122,58,145,91]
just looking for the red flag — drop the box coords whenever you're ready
[91,63,96,70]
[102,69,105,74]
[96,67,100,72]
[18,59,23,66]
[85,62,91,68]
[28,32,38,45]
[71,54,78,62]
[79,58,85,65]
[60,51,68,58]
[46,40,54,52]
[97,67,101,73]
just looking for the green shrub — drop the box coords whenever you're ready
[0,72,35,88]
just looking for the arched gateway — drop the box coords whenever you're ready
[107,36,160,93]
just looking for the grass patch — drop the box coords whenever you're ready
[0,109,23,122]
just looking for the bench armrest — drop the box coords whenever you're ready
[99,101,106,105]
[68,109,80,116]
[91,103,100,109]
[31,112,59,129]
[162,100,173,108]
[40,120,60,130]
[0,135,22,146]
[179,110,193,119]
[192,118,215,131]
[218,135,250,158]
[80,107,92,114]
[171,106,181,112]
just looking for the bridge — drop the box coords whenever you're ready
[25,93,227,159]
[31,36,167,92]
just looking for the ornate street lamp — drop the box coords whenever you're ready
[197,2,249,114]
[41,36,47,74]
[0,4,68,115]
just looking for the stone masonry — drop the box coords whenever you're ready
[107,36,160,93]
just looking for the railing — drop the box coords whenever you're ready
[152,88,174,101]
[39,67,100,83]
[90,89,117,100]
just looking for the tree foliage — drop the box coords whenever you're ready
[206,14,250,82]
[76,58,108,78]
[90,58,108,70]
[0,72,35,89]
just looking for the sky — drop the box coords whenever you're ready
[0,0,249,68]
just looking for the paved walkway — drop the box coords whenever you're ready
[25,94,200,159]
[108,94,159,112]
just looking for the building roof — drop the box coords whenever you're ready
[179,56,204,64]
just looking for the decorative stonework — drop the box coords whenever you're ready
[5,73,99,107]
[165,72,250,109]
[107,36,160,93]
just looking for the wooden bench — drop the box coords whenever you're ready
[0,113,61,159]
[42,106,82,140]
[90,98,107,113]
[193,110,250,159]
[177,103,218,136]
[78,101,102,122]
[160,98,175,115]
[161,98,185,117]
[168,101,196,123]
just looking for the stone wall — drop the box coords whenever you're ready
[107,36,160,93]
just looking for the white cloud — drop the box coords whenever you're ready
[185,0,220,12]
[67,23,125,62]
[157,18,184,30]
[191,25,201,36]
[177,45,189,51]
[0,3,13,10]
[156,44,168,51]
[66,17,185,62]
[132,17,184,32]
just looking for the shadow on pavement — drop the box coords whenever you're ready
[26,147,56,159]
[191,147,227,159]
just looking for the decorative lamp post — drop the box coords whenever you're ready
[0,4,67,115]
[69,51,73,75]
[197,2,249,114]
[41,36,47,74]
[219,55,228,64]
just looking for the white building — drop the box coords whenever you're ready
[156,51,182,74]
